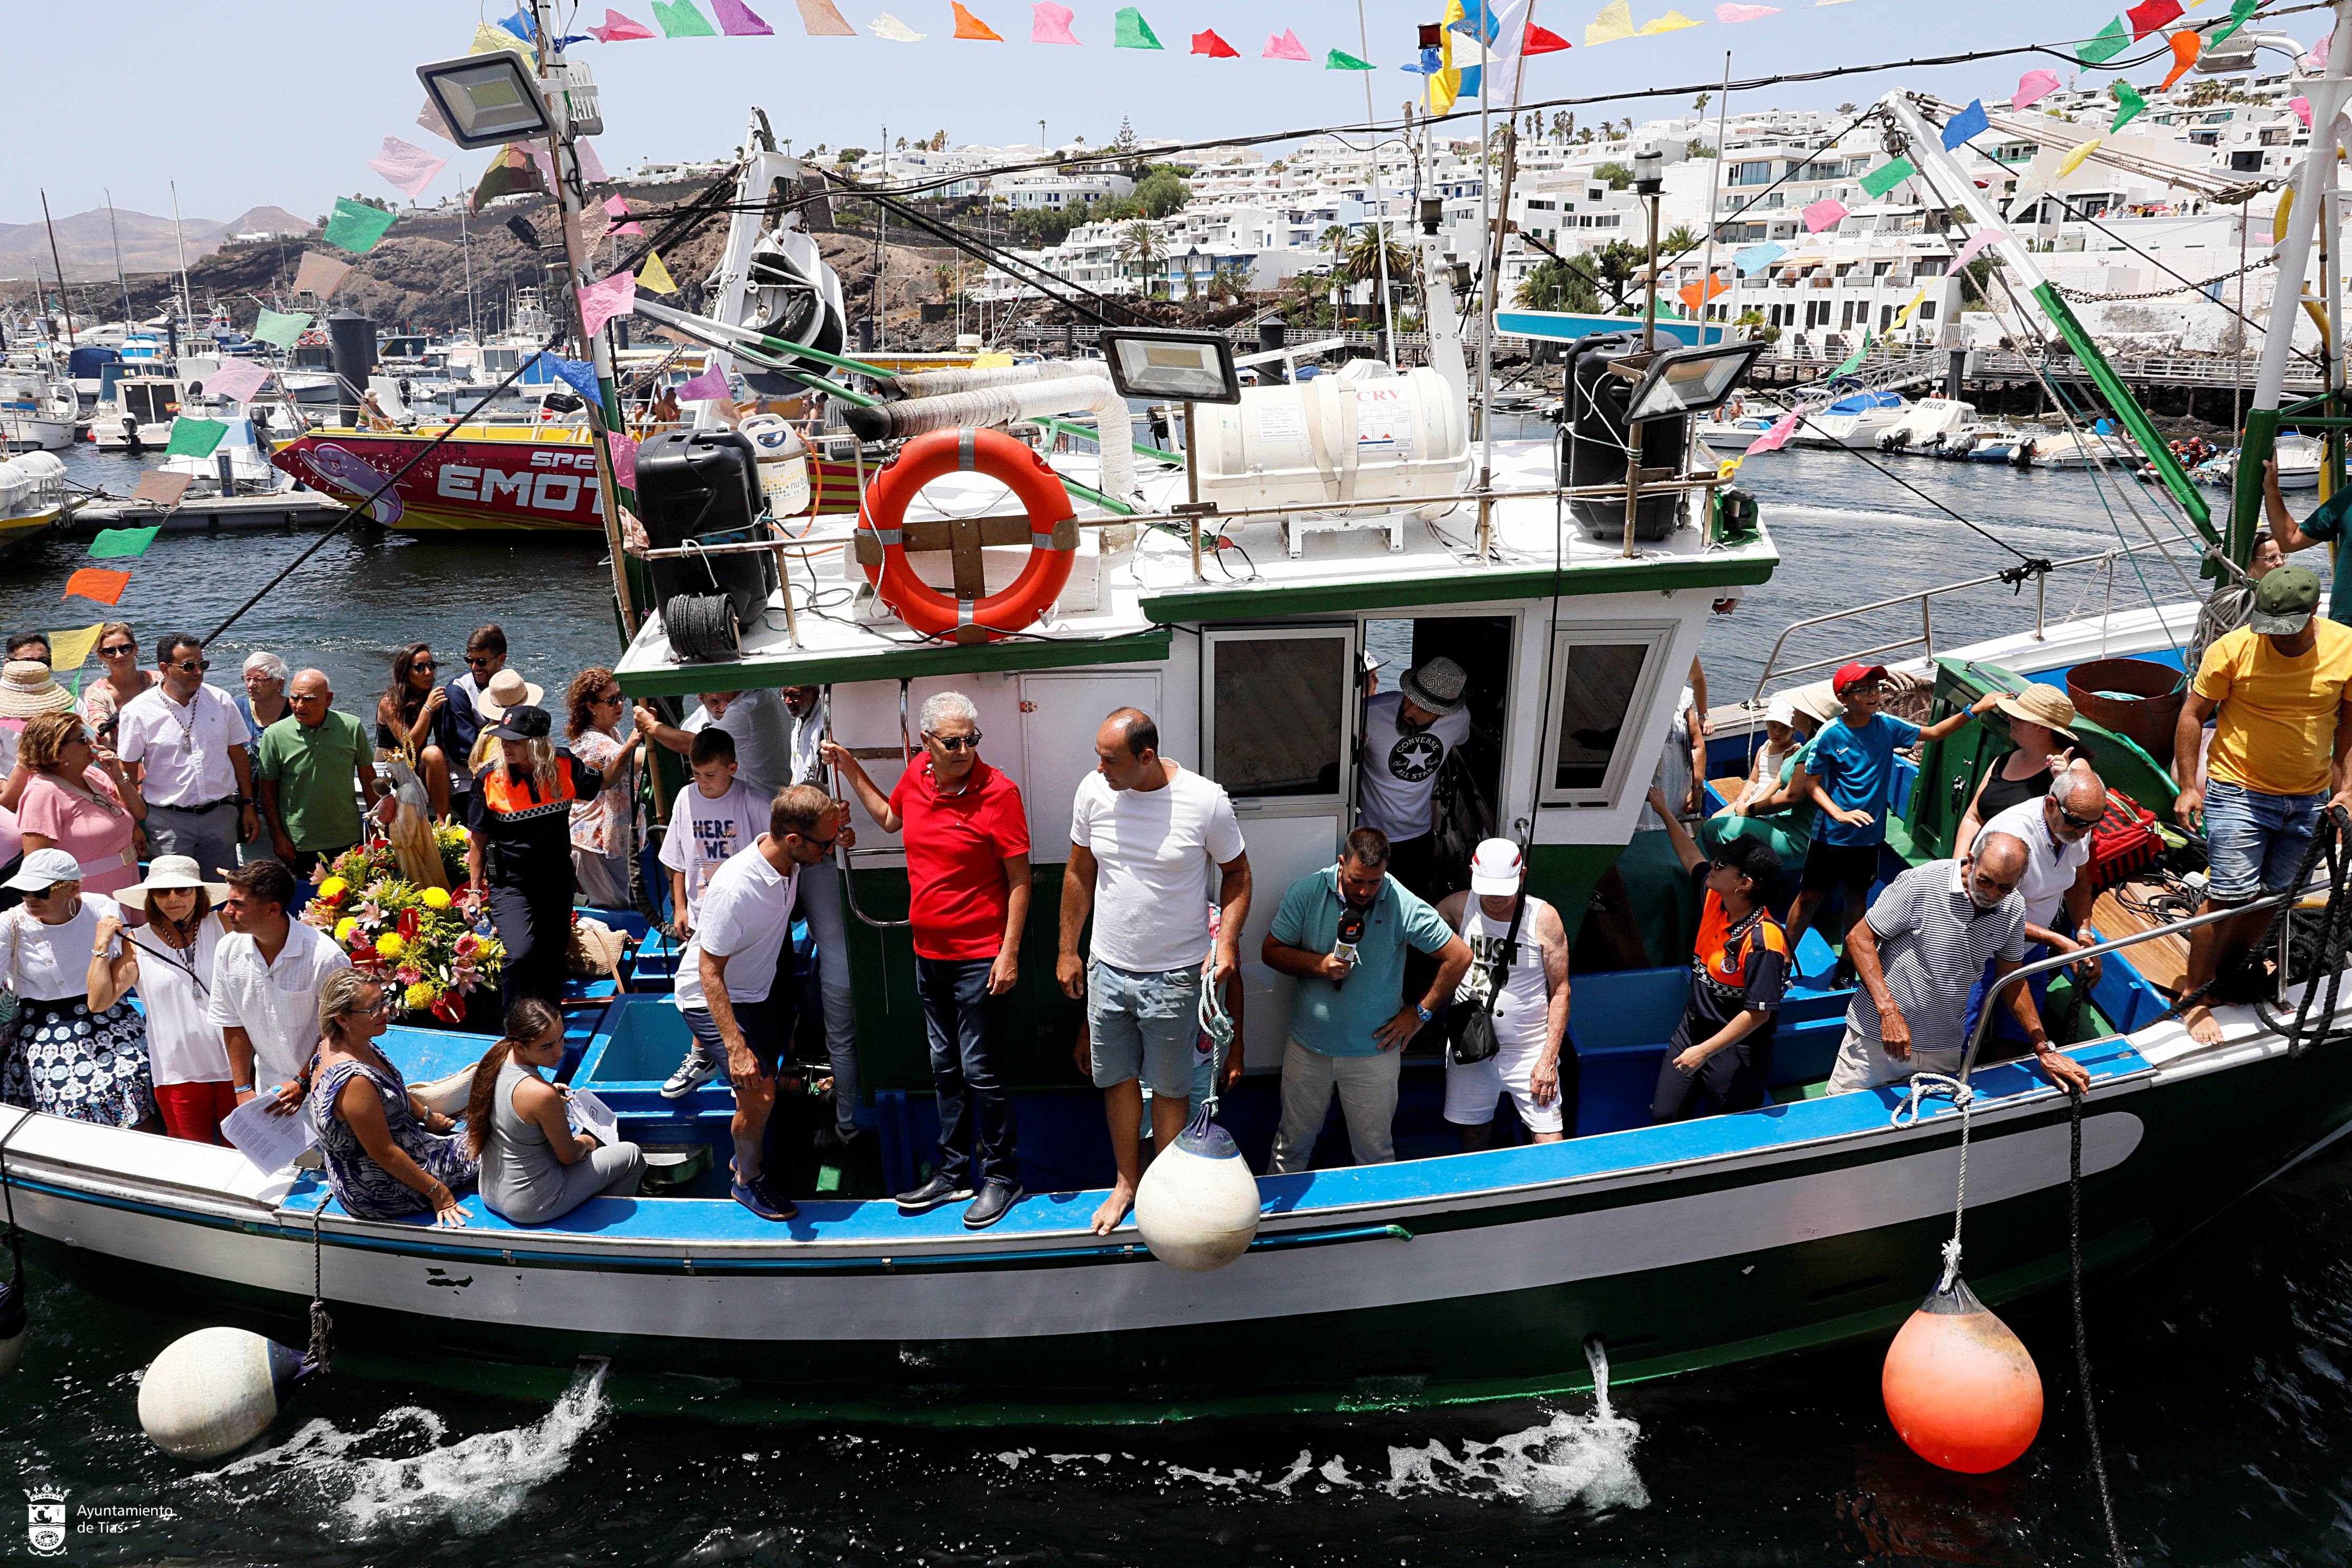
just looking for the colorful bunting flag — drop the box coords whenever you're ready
[1951,227,2008,269]
[46,624,103,673]
[1893,288,1928,329]
[164,418,228,458]
[870,12,925,38]
[1801,197,1847,232]
[796,0,856,33]
[1716,2,1777,17]
[323,198,397,255]
[2014,68,2060,110]
[368,136,447,201]
[2124,0,2180,37]
[1637,8,1700,31]
[2308,31,2333,73]
[1523,22,1571,51]
[1033,3,1080,42]
[1942,99,1988,150]
[201,359,269,403]
[496,13,535,42]
[610,433,640,489]
[63,570,131,607]
[639,250,678,293]
[1263,27,1310,58]
[2058,138,2104,176]
[86,527,161,560]
[1114,6,1161,47]
[1450,0,1502,44]
[605,193,645,236]
[579,271,637,337]
[1585,0,1635,43]
[653,0,720,34]
[2293,95,2314,128]
[1744,411,1798,455]
[417,96,456,143]
[471,144,547,211]
[1858,158,1914,199]
[2110,80,2148,132]
[1327,47,1374,67]
[471,20,531,57]
[676,359,733,400]
[952,2,1002,36]
[2211,0,2259,45]
[535,354,604,403]
[2007,165,2050,214]
[2160,28,2201,90]
[252,309,311,350]
[713,0,774,32]
[1828,328,1871,377]
[2076,16,2129,64]
[1192,28,1238,54]
[589,8,660,39]
[1678,275,1727,310]
[1734,242,1785,274]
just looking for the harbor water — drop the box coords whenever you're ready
[3,442,2343,1564]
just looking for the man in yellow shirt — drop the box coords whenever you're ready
[2174,565,2352,1043]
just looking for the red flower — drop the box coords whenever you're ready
[397,908,420,940]
[432,991,465,1023]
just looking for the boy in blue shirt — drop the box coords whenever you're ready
[1787,662,1996,977]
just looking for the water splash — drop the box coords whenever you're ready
[1378,1337,1647,1514]
[199,1362,608,1535]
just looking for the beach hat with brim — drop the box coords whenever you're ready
[1787,681,1841,724]
[473,667,545,722]
[0,660,74,720]
[117,854,230,915]
[1990,683,2077,742]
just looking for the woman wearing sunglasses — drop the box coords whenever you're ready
[75,623,155,737]
[306,969,477,1226]
[14,712,146,916]
[376,643,452,820]
[0,847,156,1129]
[563,667,644,910]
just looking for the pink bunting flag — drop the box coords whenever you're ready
[367,135,447,200]
[1262,26,1310,59]
[581,201,613,249]
[675,360,732,400]
[1714,3,1778,18]
[712,0,775,33]
[1951,228,2009,269]
[605,193,645,236]
[2013,68,2059,110]
[589,7,659,38]
[609,433,640,488]
[578,271,638,338]
[202,358,270,404]
[1744,412,1799,455]
[575,138,609,183]
[416,96,456,144]
[2308,31,2333,73]
[1801,197,1847,233]
[1032,1,1080,41]
[2294,95,2314,129]
[292,250,353,300]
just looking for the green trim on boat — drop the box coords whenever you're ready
[1138,546,1779,623]
[613,627,1174,698]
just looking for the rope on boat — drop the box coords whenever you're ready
[303,1200,333,1380]
[2067,1089,2131,1568]
[1892,1073,1974,1291]
[1194,973,1236,1126]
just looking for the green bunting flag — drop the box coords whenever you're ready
[86,526,161,560]
[653,0,719,34]
[1830,328,1872,378]
[1858,158,1915,200]
[2110,80,2148,132]
[163,418,228,459]
[322,198,397,255]
[252,308,311,350]
[2212,0,2260,44]
[2076,16,2129,64]
[1113,6,1162,47]
[1326,48,1374,68]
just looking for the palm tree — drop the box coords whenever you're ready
[1319,222,1350,316]
[1663,226,1703,256]
[1206,264,1252,305]
[1344,227,1417,322]
[1117,220,1164,296]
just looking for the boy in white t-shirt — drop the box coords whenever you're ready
[656,728,771,936]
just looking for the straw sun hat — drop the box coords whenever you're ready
[0,660,74,720]
[1990,684,2077,742]
[472,667,545,723]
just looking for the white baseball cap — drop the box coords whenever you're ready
[3,847,83,892]
[1469,838,1524,896]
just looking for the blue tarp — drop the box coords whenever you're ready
[67,346,121,378]
[1825,389,1904,414]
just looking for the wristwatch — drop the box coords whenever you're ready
[1415,1003,1434,1023]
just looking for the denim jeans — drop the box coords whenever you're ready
[2202,778,2328,900]
[916,955,1018,1188]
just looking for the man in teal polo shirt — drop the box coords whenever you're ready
[1261,827,1473,1174]
[2263,455,2352,624]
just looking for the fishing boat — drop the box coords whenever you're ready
[90,373,184,452]
[0,368,79,451]
[8,79,2352,1428]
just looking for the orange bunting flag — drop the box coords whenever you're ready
[2160,27,2201,90]
[1678,276,1727,311]
[1191,27,1238,54]
[951,2,1002,36]
[63,569,132,606]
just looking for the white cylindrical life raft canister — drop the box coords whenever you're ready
[138,1326,309,1459]
[1134,1120,1262,1271]
[739,412,811,518]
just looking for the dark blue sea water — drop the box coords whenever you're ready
[1,440,2335,1565]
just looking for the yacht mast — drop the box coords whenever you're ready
[104,189,132,325]
[169,181,194,328]
[38,190,75,350]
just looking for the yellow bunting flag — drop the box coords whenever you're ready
[47,623,103,674]
[638,249,678,294]
[1717,457,1742,482]
[2058,138,2103,177]
[1586,0,1636,43]
[1894,287,1929,329]
[1638,8,1701,31]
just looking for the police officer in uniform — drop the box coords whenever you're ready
[466,702,602,1011]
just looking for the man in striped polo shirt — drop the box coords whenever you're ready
[1827,831,2094,1097]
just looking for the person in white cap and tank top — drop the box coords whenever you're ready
[1435,838,1573,1150]
[1357,656,1473,900]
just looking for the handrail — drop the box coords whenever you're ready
[827,678,915,932]
[1954,882,2309,1083]
[1743,534,2190,713]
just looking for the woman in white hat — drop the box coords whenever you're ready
[1953,684,2080,856]
[0,657,76,814]
[101,856,236,1143]
[463,667,546,781]
[0,847,155,1129]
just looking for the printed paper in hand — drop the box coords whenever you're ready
[569,1089,621,1147]
[224,1093,320,1174]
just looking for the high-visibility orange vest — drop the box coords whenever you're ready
[479,764,577,822]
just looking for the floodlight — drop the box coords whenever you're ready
[1624,339,1765,423]
[1096,328,1242,404]
[416,53,552,151]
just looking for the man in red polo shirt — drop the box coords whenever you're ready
[822,689,1031,1230]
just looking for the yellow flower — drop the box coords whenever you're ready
[376,933,407,960]
[420,887,453,910]
[334,917,359,944]
[404,981,440,1012]
[317,876,348,903]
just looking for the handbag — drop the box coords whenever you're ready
[1444,891,1526,1066]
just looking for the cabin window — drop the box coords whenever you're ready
[1204,626,1354,801]
[1539,624,1673,806]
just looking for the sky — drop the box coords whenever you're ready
[0,0,2256,227]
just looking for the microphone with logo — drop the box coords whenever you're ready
[1332,907,1365,988]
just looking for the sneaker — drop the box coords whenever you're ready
[731,1175,797,1221]
[962,1180,1024,1231]
[896,1170,973,1213]
[661,1045,719,1100]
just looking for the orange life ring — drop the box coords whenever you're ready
[858,426,1076,643]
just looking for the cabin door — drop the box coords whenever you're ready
[1016,670,1163,859]
[1202,624,1359,1071]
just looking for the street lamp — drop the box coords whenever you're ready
[1633,142,1665,350]
[1186,244,1200,301]
[415,52,552,150]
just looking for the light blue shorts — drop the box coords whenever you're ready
[2202,779,2327,901]
[1086,959,1203,1099]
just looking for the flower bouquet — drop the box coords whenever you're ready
[300,844,504,1024]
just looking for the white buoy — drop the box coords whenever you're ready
[1134,1120,1262,1271]
[138,1327,308,1459]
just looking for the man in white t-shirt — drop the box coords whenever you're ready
[655,727,769,933]
[207,858,352,1116]
[665,784,839,1221]
[1962,765,2109,1050]
[1357,657,1472,899]
[638,688,793,799]
[778,683,861,1150]
[117,632,261,878]
[1059,707,1251,1236]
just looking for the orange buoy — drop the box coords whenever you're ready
[1881,1272,2043,1473]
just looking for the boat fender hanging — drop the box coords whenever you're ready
[137,1326,315,1459]
[0,1276,25,1378]
[1134,1118,1262,1272]
[857,426,1075,645]
[1881,1271,2043,1473]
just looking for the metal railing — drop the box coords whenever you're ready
[1743,534,2191,713]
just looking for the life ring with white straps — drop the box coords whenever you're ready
[857,426,1075,643]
